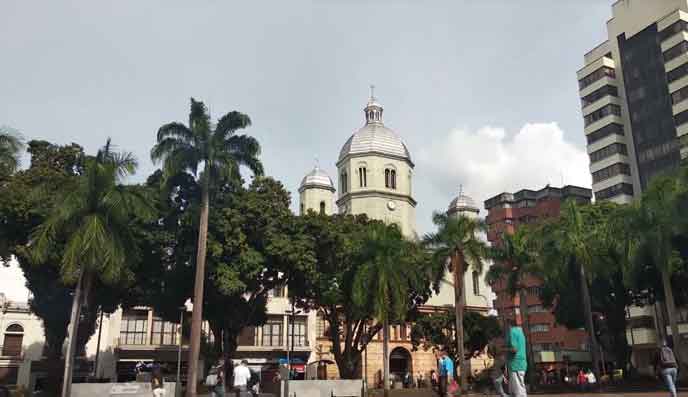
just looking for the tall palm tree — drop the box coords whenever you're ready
[0,126,24,177]
[424,212,487,394]
[634,174,687,370]
[151,98,263,396]
[30,139,150,397]
[486,228,537,388]
[545,201,602,380]
[353,222,421,396]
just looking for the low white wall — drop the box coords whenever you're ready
[283,379,362,397]
[71,382,175,397]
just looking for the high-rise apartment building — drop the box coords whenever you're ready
[578,0,688,203]
[485,185,593,374]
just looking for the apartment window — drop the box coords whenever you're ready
[319,201,326,215]
[638,141,681,164]
[589,143,628,163]
[528,305,546,313]
[663,41,688,62]
[358,167,367,187]
[667,62,688,83]
[675,109,688,127]
[592,162,631,183]
[527,287,542,297]
[595,183,634,201]
[287,317,308,347]
[532,344,543,352]
[672,85,688,105]
[586,123,624,145]
[579,67,616,90]
[2,324,24,357]
[581,85,618,107]
[268,285,285,298]
[262,317,283,347]
[472,271,480,295]
[120,311,148,345]
[660,20,688,42]
[151,318,177,345]
[584,104,621,126]
[316,315,329,338]
[530,324,550,333]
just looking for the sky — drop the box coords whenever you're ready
[1,0,614,300]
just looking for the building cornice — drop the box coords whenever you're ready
[336,151,415,168]
[336,189,417,207]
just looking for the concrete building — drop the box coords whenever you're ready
[577,0,688,204]
[484,185,594,374]
[300,90,495,385]
[578,0,688,374]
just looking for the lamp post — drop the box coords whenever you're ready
[361,333,370,395]
[177,299,193,397]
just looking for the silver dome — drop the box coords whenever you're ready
[448,194,479,214]
[299,166,335,192]
[338,96,412,164]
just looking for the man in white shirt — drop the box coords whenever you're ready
[233,360,252,395]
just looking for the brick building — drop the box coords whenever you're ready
[484,185,593,374]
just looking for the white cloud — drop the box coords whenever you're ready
[417,122,592,212]
[0,258,31,303]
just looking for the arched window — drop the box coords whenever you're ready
[385,169,390,188]
[341,172,348,193]
[390,170,396,189]
[319,201,326,215]
[472,271,480,295]
[3,324,24,357]
[358,167,367,187]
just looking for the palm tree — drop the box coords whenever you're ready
[30,139,151,397]
[353,222,421,396]
[150,98,263,396]
[544,201,602,380]
[634,173,687,370]
[486,228,537,388]
[424,212,487,394]
[0,126,24,177]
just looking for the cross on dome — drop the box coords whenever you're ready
[365,84,383,124]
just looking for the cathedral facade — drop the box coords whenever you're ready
[298,91,495,384]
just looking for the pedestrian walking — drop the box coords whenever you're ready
[487,344,509,397]
[233,359,252,396]
[205,359,226,397]
[654,340,679,397]
[505,319,527,397]
[151,365,165,397]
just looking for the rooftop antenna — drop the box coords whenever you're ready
[314,156,319,170]
[458,184,463,197]
[369,84,375,101]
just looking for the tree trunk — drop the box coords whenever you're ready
[186,180,210,397]
[382,317,390,395]
[453,250,466,395]
[518,288,535,391]
[61,270,84,397]
[660,267,684,371]
[579,264,601,383]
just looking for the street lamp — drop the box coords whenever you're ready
[176,299,193,397]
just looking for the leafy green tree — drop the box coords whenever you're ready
[486,228,537,386]
[424,212,487,392]
[0,126,24,177]
[0,141,86,396]
[151,98,263,396]
[632,171,687,369]
[353,222,427,394]
[30,139,152,397]
[536,201,602,380]
[411,310,501,367]
[290,214,432,380]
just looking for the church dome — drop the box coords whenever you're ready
[299,165,335,192]
[448,189,479,215]
[338,91,412,164]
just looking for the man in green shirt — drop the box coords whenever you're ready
[506,318,528,397]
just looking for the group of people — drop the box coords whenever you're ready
[204,359,258,397]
